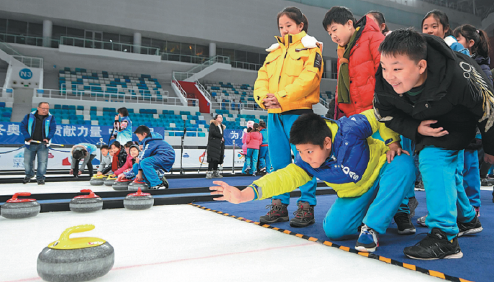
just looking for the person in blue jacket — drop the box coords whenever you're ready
[258,120,271,174]
[20,102,56,185]
[110,107,132,145]
[134,125,175,189]
[70,143,97,178]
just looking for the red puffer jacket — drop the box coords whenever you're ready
[335,15,384,118]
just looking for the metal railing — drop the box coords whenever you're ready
[232,61,262,71]
[211,101,265,112]
[161,52,209,64]
[60,84,169,98]
[171,79,187,99]
[0,33,59,48]
[0,40,22,56]
[319,97,329,109]
[173,55,231,81]
[195,80,212,101]
[60,36,160,56]
[35,88,186,106]
[12,55,43,68]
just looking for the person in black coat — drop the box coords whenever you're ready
[206,114,226,178]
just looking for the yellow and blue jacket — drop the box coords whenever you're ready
[253,31,323,114]
[248,110,400,198]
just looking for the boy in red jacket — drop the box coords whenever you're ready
[322,6,384,119]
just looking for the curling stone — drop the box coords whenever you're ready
[104,175,117,186]
[69,189,103,213]
[89,174,108,186]
[124,188,154,210]
[112,178,132,191]
[1,192,40,219]
[128,179,149,191]
[37,224,114,282]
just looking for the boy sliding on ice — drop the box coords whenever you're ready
[211,110,415,253]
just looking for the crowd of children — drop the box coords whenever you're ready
[210,5,494,261]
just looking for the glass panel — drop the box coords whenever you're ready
[0,19,6,33]
[7,20,28,35]
[260,53,267,64]
[151,39,166,51]
[142,37,152,47]
[222,48,234,63]
[103,32,119,43]
[246,52,259,64]
[119,34,132,44]
[181,43,194,55]
[167,41,180,54]
[52,25,66,40]
[195,44,208,57]
[28,22,43,37]
[67,27,84,38]
[234,50,246,62]
[85,30,93,39]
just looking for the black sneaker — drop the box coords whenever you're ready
[150,183,167,190]
[458,214,483,237]
[37,179,45,185]
[404,228,463,260]
[290,201,315,228]
[394,212,416,235]
[23,176,32,184]
[259,199,289,224]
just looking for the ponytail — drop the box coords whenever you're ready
[453,24,490,58]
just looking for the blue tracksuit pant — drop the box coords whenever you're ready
[323,154,415,239]
[463,149,481,208]
[420,146,476,240]
[139,155,173,187]
[372,132,416,214]
[259,146,272,173]
[245,148,259,175]
[268,113,317,206]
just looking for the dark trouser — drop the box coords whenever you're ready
[73,155,96,177]
[208,161,218,171]
[478,147,492,178]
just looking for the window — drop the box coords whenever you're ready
[195,44,208,57]
[181,43,194,55]
[67,27,84,38]
[234,50,246,62]
[119,34,132,44]
[0,19,6,33]
[52,25,67,40]
[7,20,28,35]
[167,41,180,53]
[28,22,43,37]
[246,52,259,65]
[151,38,166,51]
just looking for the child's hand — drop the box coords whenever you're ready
[263,94,281,109]
[136,171,143,181]
[485,153,494,164]
[386,142,410,163]
[210,181,254,204]
[69,169,73,175]
[96,171,102,176]
[418,120,449,137]
[78,171,82,175]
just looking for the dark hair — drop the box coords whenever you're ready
[124,141,134,148]
[72,148,86,161]
[134,125,151,137]
[214,114,222,120]
[422,10,452,37]
[289,114,332,148]
[117,107,129,117]
[253,123,260,132]
[322,6,356,30]
[367,11,389,34]
[247,127,252,133]
[453,24,490,58]
[129,144,140,153]
[38,102,49,107]
[100,145,109,150]
[277,6,309,33]
[111,141,121,149]
[259,120,266,128]
[379,28,427,63]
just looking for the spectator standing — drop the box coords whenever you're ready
[20,102,56,185]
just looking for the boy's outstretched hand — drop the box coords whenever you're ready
[418,120,449,137]
[386,142,410,163]
[210,181,255,204]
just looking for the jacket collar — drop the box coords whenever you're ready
[275,31,307,49]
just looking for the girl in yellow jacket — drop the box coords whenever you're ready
[253,6,323,227]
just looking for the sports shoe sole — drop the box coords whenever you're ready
[458,226,483,237]
[397,227,416,235]
[355,244,378,253]
[259,216,289,224]
[405,251,463,260]
[289,219,315,228]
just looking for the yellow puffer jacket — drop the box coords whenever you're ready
[254,31,323,114]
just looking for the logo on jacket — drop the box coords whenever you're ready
[341,165,359,181]
[19,68,33,80]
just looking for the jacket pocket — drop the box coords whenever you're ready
[285,49,309,77]
[265,55,280,79]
